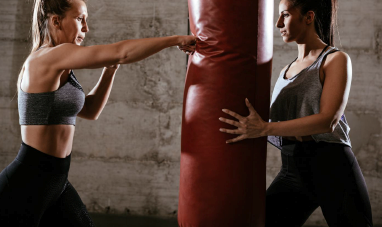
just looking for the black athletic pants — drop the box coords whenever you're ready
[266,141,373,227]
[0,142,94,226]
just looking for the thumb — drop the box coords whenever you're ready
[245,98,256,115]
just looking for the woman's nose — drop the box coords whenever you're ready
[82,22,89,32]
[275,17,284,28]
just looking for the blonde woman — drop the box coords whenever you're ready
[0,0,196,226]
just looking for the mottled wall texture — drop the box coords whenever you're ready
[0,0,381,226]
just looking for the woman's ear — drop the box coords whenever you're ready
[305,11,315,25]
[51,15,61,30]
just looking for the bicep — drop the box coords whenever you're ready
[319,52,352,119]
[45,43,121,70]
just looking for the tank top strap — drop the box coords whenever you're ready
[318,45,330,58]
[313,45,340,69]
[285,57,297,73]
[283,45,330,76]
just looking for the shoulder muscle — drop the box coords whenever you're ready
[323,51,351,73]
[33,43,120,72]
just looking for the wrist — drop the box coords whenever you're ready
[262,122,271,137]
[105,64,119,70]
[103,69,117,76]
[103,67,118,76]
[172,35,181,46]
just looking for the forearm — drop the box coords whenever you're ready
[115,36,181,64]
[80,68,117,120]
[265,113,334,137]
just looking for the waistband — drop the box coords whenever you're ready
[15,142,71,174]
[281,138,317,155]
[281,138,315,146]
[281,139,350,156]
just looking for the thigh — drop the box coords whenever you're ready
[39,181,94,227]
[266,173,319,227]
[0,166,21,226]
[0,144,71,227]
[313,145,373,227]
[0,167,9,197]
[0,161,50,227]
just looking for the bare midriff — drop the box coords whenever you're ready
[21,125,75,158]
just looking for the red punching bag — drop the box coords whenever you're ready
[178,0,273,226]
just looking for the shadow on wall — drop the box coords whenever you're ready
[9,0,33,143]
[346,111,380,153]
[345,110,381,180]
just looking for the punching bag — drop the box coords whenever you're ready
[178,0,273,226]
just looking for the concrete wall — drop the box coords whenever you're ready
[0,0,381,226]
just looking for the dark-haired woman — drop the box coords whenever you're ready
[0,0,196,226]
[219,0,373,226]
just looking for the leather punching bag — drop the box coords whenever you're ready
[178,0,273,226]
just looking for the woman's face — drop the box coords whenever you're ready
[57,0,89,45]
[276,0,306,43]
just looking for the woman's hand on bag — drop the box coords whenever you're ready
[177,35,198,55]
[219,98,268,143]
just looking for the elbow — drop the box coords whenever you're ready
[324,125,335,134]
[88,114,100,121]
[81,115,98,121]
[115,44,130,64]
[319,113,340,134]
[329,123,338,133]
[79,112,100,121]
[78,104,100,120]
[323,121,338,134]
[118,52,129,64]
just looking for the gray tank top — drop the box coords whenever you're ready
[268,46,351,149]
[18,70,85,125]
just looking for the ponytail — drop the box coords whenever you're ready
[31,0,44,53]
[17,0,73,88]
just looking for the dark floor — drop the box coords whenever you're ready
[89,213,331,227]
[90,213,178,227]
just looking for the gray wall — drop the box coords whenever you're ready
[0,0,381,226]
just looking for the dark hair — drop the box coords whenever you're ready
[18,0,81,87]
[289,0,338,46]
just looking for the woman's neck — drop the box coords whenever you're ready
[296,35,327,61]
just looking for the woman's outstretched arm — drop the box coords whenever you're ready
[34,35,197,71]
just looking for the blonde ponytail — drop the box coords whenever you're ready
[17,0,73,88]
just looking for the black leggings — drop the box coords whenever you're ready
[266,141,373,227]
[0,142,94,227]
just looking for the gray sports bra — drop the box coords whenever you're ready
[18,70,85,125]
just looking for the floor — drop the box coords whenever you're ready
[90,213,178,227]
[89,213,328,227]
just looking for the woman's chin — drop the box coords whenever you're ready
[282,37,293,43]
[74,39,83,46]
